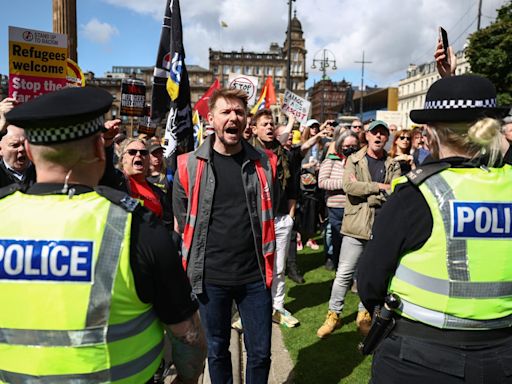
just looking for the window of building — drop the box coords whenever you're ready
[255,66,261,75]
[213,66,219,74]
[223,66,230,75]
[276,67,283,76]
[244,66,252,75]
[266,67,273,75]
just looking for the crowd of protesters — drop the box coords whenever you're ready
[0,35,511,384]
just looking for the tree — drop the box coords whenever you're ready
[466,2,512,106]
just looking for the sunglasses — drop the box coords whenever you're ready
[398,136,411,141]
[126,149,149,156]
[351,125,362,129]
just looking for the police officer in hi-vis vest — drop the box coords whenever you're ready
[1,87,206,384]
[358,73,512,383]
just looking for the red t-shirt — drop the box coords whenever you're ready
[128,177,163,218]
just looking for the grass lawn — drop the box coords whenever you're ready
[282,243,372,384]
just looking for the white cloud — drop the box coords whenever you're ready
[101,0,508,86]
[80,18,119,44]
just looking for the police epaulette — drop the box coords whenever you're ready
[405,162,451,186]
[95,186,139,212]
[0,183,22,199]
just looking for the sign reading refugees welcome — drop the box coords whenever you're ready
[282,90,310,125]
[8,26,68,103]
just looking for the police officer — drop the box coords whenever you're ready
[1,87,206,384]
[358,74,512,383]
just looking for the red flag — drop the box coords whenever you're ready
[264,76,276,107]
[194,78,221,119]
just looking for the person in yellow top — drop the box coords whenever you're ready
[2,87,206,384]
[358,71,512,382]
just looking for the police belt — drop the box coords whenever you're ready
[392,317,512,344]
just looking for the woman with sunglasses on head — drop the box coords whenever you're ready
[118,138,173,229]
[389,129,415,175]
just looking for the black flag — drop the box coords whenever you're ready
[151,0,193,158]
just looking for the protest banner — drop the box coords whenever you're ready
[282,89,311,124]
[66,58,85,87]
[120,78,146,116]
[376,110,405,128]
[228,73,258,106]
[8,26,68,103]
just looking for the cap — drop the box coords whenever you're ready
[410,75,509,124]
[149,143,164,153]
[305,119,320,127]
[6,87,113,144]
[366,120,389,133]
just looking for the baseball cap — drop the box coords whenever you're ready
[365,120,389,133]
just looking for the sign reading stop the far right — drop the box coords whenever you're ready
[228,73,259,106]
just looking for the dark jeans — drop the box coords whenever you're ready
[328,207,344,269]
[371,334,512,384]
[197,281,272,384]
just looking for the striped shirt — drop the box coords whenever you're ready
[318,156,346,208]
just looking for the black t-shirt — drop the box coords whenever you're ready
[24,183,197,325]
[365,153,386,183]
[204,149,260,285]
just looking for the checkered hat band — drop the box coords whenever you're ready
[27,116,105,144]
[424,98,497,110]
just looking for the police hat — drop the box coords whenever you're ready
[410,75,510,124]
[6,87,113,144]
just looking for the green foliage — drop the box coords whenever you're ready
[282,244,372,383]
[466,2,512,105]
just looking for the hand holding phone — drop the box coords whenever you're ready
[439,27,449,64]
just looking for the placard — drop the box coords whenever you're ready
[8,26,68,103]
[282,89,310,124]
[228,73,258,106]
[120,79,146,116]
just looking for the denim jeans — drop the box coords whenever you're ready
[328,207,344,269]
[198,281,272,384]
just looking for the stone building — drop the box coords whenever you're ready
[209,12,307,98]
[398,49,470,127]
[308,79,352,122]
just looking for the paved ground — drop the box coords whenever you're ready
[165,323,294,383]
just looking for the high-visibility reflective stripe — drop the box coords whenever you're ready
[86,204,127,328]
[262,240,275,256]
[0,301,157,347]
[0,340,163,383]
[400,298,512,330]
[424,175,469,281]
[261,209,273,223]
[395,264,512,298]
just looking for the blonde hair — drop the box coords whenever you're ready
[428,117,503,166]
[117,138,148,171]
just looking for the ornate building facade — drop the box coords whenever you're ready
[209,13,307,98]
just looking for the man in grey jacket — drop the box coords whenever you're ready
[317,120,401,338]
[173,88,277,384]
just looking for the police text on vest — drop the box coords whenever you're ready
[0,240,93,282]
[451,202,512,239]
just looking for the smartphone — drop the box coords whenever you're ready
[331,121,339,127]
[439,27,449,62]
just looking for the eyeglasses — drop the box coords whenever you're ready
[398,136,411,141]
[126,149,149,156]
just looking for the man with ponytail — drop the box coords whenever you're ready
[358,41,512,382]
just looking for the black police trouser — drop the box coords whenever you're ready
[371,333,512,384]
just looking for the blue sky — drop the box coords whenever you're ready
[2,0,507,88]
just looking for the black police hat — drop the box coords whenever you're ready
[6,87,113,144]
[410,74,510,124]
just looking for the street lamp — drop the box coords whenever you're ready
[286,0,296,91]
[311,49,337,121]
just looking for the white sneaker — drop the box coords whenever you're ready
[272,308,300,328]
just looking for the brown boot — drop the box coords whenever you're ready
[356,310,372,336]
[317,310,342,338]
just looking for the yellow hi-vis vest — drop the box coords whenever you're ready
[389,165,512,330]
[0,190,164,383]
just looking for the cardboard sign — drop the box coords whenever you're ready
[282,89,310,124]
[120,79,146,116]
[228,73,258,106]
[8,26,68,103]
[376,110,404,128]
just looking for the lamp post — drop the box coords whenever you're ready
[311,49,337,122]
[286,0,296,91]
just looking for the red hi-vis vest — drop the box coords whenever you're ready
[177,151,277,288]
